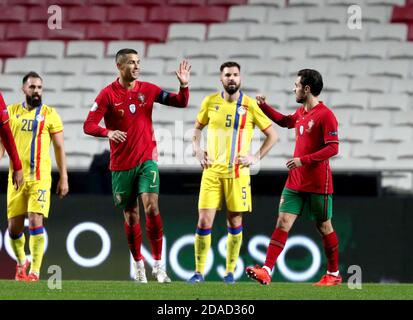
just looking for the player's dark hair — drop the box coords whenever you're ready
[220,61,241,72]
[116,48,138,63]
[22,71,42,85]
[297,69,323,96]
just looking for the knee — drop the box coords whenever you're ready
[145,201,159,216]
[276,215,293,232]
[28,214,43,229]
[197,217,213,229]
[316,221,333,236]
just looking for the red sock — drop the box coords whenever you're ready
[264,228,289,270]
[146,213,163,260]
[124,221,143,261]
[323,231,339,273]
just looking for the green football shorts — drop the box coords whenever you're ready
[278,188,333,222]
[111,160,160,209]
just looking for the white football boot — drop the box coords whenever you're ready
[152,261,171,283]
[134,260,148,284]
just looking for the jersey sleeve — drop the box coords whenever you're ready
[0,93,9,125]
[322,110,339,144]
[154,83,189,108]
[196,96,209,125]
[83,89,110,137]
[48,108,64,134]
[250,100,272,131]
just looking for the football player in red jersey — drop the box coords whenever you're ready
[84,49,191,283]
[246,69,341,286]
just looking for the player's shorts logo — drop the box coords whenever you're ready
[279,196,285,206]
[129,104,136,114]
[115,193,122,204]
[299,125,304,135]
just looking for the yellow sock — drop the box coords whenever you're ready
[29,227,45,274]
[194,227,211,275]
[226,226,243,274]
[9,232,26,265]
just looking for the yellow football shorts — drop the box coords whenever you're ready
[7,179,52,219]
[198,171,252,212]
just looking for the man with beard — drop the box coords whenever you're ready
[1,71,69,281]
[84,49,191,283]
[246,69,341,286]
[187,61,278,284]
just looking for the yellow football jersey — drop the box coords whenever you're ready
[7,103,63,181]
[197,91,272,178]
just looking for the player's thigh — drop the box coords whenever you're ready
[224,175,251,213]
[112,168,139,209]
[278,188,306,216]
[7,180,29,219]
[27,180,52,218]
[137,160,160,194]
[198,171,223,210]
[309,193,333,222]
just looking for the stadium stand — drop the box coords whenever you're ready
[0,0,412,192]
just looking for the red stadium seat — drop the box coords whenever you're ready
[187,6,227,23]
[0,25,6,40]
[7,0,47,5]
[148,6,188,22]
[6,24,45,40]
[46,23,86,40]
[207,0,246,5]
[68,7,107,23]
[168,0,205,5]
[0,41,26,58]
[391,6,413,23]
[0,6,27,22]
[126,0,166,5]
[87,0,126,5]
[87,24,125,40]
[108,6,147,23]
[408,24,413,41]
[47,0,85,5]
[125,23,168,42]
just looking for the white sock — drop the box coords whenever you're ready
[263,266,271,275]
[154,260,162,268]
[135,259,144,268]
[327,270,339,277]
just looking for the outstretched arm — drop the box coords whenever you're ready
[156,60,191,108]
[256,95,297,128]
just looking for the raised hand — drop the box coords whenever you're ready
[176,60,191,87]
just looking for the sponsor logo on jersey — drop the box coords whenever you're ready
[299,125,304,135]
[215,106,220,111]
[129,104,136,114]
[329,131,338,136]
[91,102,98,112]
[36,114,44,122]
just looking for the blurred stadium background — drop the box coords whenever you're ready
[0,0,412,284]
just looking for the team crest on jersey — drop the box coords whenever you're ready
[137,93,146,107]
[306,119,314,132]
[237,106,246,115]
[129,104,136,114]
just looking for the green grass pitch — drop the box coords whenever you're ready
[1,280,413,300]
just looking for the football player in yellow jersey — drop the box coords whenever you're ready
[187,62,278,284]
[0,72,69,282]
